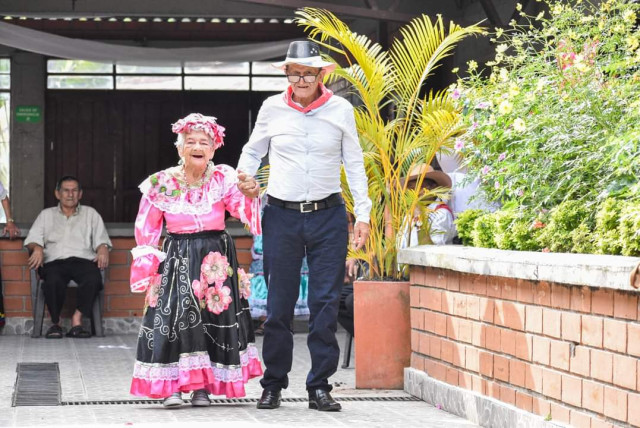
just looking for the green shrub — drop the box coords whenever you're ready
[509,211,544,251]
[570,222,596,254]
[593,198,624,255]
[455,209,486,246]
[471,212,497,248]
[538,200,590,253]
[493,210,521,250]
[619,202,640,256]
[453,0,640,212]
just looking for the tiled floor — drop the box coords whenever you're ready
[0,332,478,427]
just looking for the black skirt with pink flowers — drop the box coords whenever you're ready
[130,230,262,399]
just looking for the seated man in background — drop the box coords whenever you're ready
[24,176,111,339]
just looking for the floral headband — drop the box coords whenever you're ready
[171,113,226,149]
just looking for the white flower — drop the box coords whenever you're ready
[623,10,637,24]
[498,100,513,115]
[513,118,526,132]
[499,68,509,82]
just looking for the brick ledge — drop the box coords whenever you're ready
[398,245,640,292]
[405,367,565,428]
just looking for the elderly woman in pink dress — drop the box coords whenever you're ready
[129,113,262,408]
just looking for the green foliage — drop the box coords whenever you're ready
[619,203,640,256]
[454,209,486,245]
[509,213,543,251]
[570,222,596,254]
[449,0,640,256]
[453,0,640,211]
[593,198,623,255]
[471,213,497,248]
[455,198,640,255]
[538,200,591,253]
[493,210,522,250]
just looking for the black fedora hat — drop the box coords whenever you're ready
[272,40,336,72]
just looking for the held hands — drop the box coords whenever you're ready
[93,244,110,270]
[237,171,259,198]
[351,221,370,251]
[28,245,44,270]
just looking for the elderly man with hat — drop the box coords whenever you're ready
[401,164,456,247]
[236,40,371,412]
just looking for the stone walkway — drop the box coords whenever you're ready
[0,331,478,427]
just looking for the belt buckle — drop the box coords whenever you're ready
[300,202,317,213]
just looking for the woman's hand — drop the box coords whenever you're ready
[237,171,259,198]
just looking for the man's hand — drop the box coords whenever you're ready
[351,221,370,251]
[94,244,109,270]
[344,258,359,283]
[3,222,19,240]
[28,245,44,270]
[237,171,259,198]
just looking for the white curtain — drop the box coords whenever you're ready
[0,21,294,65]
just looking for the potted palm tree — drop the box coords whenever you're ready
[295,8,483,388]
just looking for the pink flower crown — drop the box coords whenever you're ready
[171,113,226,149]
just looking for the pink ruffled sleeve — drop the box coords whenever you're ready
[220,166,262,235]
[130,196,165,293]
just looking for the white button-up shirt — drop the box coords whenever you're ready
[237,91,372,223]
[24,204,112,264]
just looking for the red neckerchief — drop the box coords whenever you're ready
[284,83,333,113]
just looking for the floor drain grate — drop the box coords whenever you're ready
[13,363,61,407]
[62,396,421,406]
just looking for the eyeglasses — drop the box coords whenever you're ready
[286,73,321,84]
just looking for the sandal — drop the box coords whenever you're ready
[45,324,63,339]
[66,325,91,338]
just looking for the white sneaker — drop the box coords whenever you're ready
[191,389,211,407]
[163,392,184,408]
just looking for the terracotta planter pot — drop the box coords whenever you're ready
[353,279,411,389]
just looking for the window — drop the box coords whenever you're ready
[46,59,287,91]
[0,59,9,222]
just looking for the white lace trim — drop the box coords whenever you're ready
[132,345,260,383]
[130,277,150,293]
[131,245,167,262]
[139,164,238,215]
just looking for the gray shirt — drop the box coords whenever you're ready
[24,204,112,264]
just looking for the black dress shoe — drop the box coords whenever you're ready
[308,389,341,412]
[257,389,281,409]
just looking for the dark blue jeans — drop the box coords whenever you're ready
[260,202,348,392]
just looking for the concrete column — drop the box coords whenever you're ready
[10,52,45,223]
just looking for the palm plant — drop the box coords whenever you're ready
[295,8,484,280]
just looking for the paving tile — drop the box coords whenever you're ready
[0,332,478,427]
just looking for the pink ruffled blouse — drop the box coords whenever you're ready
[130,163,261,293]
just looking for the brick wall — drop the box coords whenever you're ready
[409,266,640,428]
[0,235,253,320]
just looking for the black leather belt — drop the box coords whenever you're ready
[267,193,344,213]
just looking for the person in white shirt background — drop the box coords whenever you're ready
[0,180,19,328]
[236,40,371,412]
[401,163,457,247]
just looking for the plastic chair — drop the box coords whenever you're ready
[30,269,106,338]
